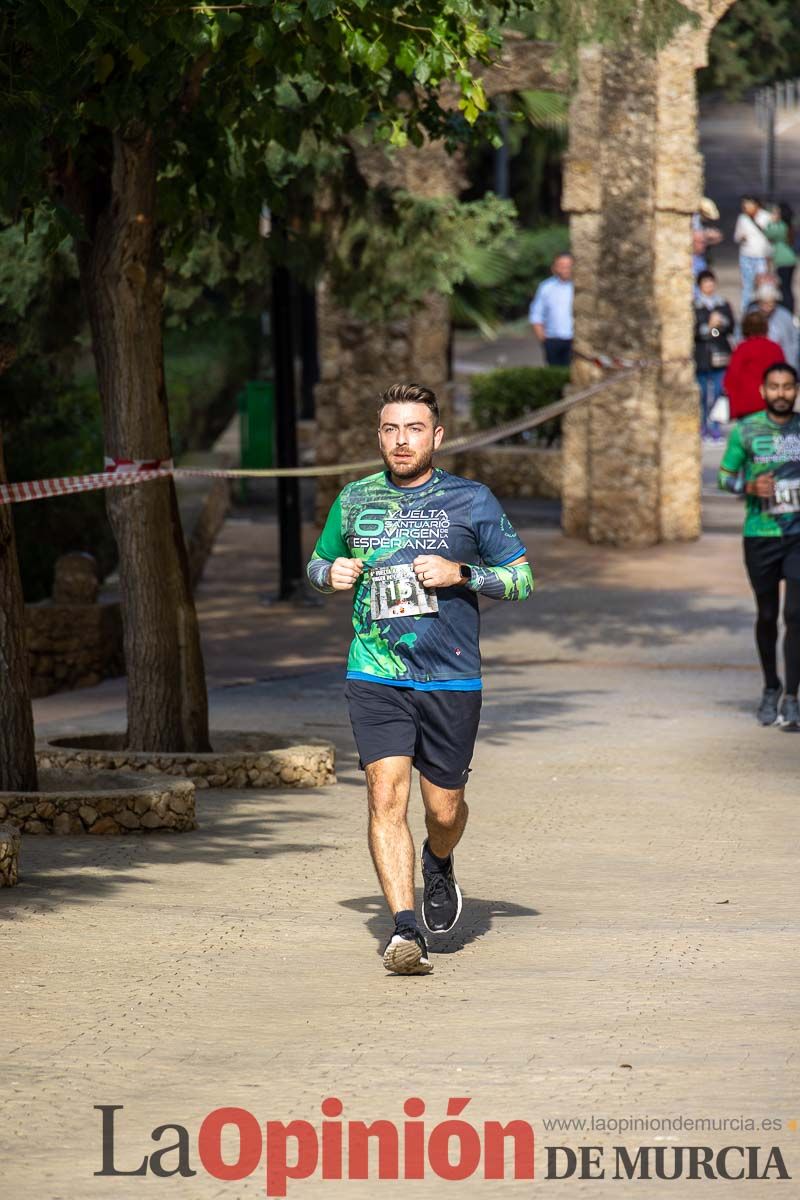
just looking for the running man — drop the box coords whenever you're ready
[718,362,800,729]
[307,383,534,975]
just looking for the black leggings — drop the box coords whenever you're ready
[777,265,795,314]
[755,579,800,694]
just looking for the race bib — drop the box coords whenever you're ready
[768,478,800,515]
[369,563,439,620]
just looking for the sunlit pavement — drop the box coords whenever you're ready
[6,490,797,1198]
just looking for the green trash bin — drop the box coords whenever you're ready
[238,380,274,499]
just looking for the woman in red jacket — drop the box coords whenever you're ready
[723,311,785,418]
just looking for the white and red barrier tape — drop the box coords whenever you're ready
[0,361,665,506]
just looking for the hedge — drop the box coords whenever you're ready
[469,365,569,445]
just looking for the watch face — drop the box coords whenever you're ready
[460,564,471,581]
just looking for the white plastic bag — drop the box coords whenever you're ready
[709,394,730,424]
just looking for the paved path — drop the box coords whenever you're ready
[4,498,798,1198]
[3,88,799,1200]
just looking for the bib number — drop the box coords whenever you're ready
[768,478,800,514]
[369,563,439,620]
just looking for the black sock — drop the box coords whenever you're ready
[423,842,451,872]
[394,909,417,936]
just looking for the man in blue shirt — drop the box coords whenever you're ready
[307,382,534,975]
[529,251,574,366]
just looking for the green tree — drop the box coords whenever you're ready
[0,0,501,761]
[0,0,698,778]
[701,0,800,97]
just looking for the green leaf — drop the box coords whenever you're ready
[395,40,417,76]
[273,5,301,32]
[308,0,337,18]
[253,23,275,52]
[274,80,302,110]
[126,44,149,72]
[459,97,479,123]
[364,41,388,72]
[348,30,369,62]
[95,53,114,84]
[296,73,324,103]
[217,12,244,35]
[388,121,408,148]
[414,59,431,85]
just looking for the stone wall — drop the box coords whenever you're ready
[314,289,453,518]
[0,824,20,885]
[313,135,465,519]
[38,732,336,790]
[450,446,561,500]
[26,600,123,699]
[24,457,231,699]
[0,771,196,834]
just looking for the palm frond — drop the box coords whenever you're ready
[518,89,569,132]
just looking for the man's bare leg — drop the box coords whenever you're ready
[419,776,468,934]
[366,756,432,975]
[420,777,469,860]
[365,756,414,913]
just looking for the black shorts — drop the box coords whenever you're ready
[744,534,800,594]
[344,680,482,790]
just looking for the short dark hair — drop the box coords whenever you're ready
[741,193,760,206]
[696,269,716,286]
[378,382,440,423]
[552,251,573,262]
[763,361,799,385]
[742,310,769,338]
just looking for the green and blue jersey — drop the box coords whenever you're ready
[718,411,800,537]
[308,468,529,690]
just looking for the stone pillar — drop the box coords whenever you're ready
[314,140,462,519]
[314,288,453,519]
[561,1,734,546]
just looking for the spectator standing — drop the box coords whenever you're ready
[529,252,574,366]
[692,198,723,281]
[734,195,772,313]
[723,311,784,420]
[749,283,798,369]
[694,269,734,440]
[766,203,797,313]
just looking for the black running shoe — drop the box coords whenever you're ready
[757,685,782,726]
[421,839,463,934]
[778,695,800,731]
[382,929,432,975]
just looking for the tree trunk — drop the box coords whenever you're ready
[0,432,38,791]
[75,125,210,751]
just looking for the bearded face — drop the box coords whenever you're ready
[378,402,444,483]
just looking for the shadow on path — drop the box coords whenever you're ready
[482,582,750,655]
[339,893,540,956]
[0,791,335,920]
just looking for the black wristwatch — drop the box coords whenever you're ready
[459,563,472,583]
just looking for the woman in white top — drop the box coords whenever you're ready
[734,195,772,313]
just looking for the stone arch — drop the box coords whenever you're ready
[561,0,737,545]
[314,6,740,537]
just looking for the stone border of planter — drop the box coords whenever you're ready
[0,823,21,884]
[36,732,336,790]
[0,769,196,835]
